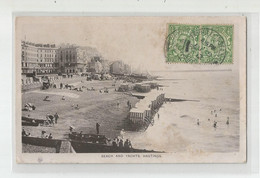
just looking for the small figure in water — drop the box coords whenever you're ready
[226,117,230,125]
[158,113,160,119]
[213,121,217,128]
[219,108,222,111]
[211,111,213,115]
[208,118,210,121]
[215,113,218,117]
[197,119,200,126]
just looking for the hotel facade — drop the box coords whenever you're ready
[21,41,58,74]
[56,46,88,74]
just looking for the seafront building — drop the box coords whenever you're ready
[21,41,58,74]
[56,45,88,74]
[21,40,134,77]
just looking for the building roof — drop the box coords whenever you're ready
[130,90,164,113]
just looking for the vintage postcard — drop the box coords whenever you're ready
[15,16,246,163]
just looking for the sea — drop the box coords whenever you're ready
[125,70,240,153]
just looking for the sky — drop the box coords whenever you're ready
[16,16,243,72]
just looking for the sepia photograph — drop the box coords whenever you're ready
[15,16,246,163]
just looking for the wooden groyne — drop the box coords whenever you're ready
[165,98,200,102]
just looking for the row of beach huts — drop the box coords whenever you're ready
[129,90,165,130]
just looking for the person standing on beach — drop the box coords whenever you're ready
[96,123,100,135]
[54,113,59,124]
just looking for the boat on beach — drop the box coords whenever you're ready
[22,116,46,126]
[68,132,160,153]
[70,139,158,153]
[22,132,162,153]
[22,136,63,153]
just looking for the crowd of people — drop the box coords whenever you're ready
[196,108,230,129]
[111,137,132,151]
[41,130,53,139]
[44,113,59,126]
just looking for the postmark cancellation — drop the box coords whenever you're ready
[166,24,233,64]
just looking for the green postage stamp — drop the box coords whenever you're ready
[165,24,233,64]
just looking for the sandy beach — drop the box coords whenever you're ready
[22,80,139,142]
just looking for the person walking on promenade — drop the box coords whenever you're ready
[96,123,100,135]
